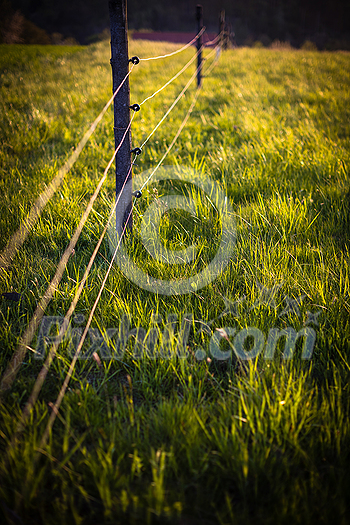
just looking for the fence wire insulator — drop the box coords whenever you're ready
[131,147,142,155]
[129,56,140,65]
[130,103,140,112]
[133,190,142,198]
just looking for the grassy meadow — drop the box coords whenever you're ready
[0,39,350,524]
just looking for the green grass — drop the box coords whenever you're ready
[0,40,350,524]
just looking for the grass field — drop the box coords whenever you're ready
[0,40,350,524]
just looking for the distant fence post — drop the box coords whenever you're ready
[109,0,132,236]
[196,4,203,88]
[219,10,228,50]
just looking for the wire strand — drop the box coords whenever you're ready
[0,66,134,274]
[38,203,134,452]
[202,45,221,77]
[139,27,206,61]
[5,40,221,445]
[0,115,134,396]
[140,86,201,190]
[23,44,221,452]
[140,46,203,106]
[139,45,216,154]
[139,49,204,150]
[11,159,136,440]
[204,33,221,47]
[140,46,218,191]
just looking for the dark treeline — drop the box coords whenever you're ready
[2,0,350,49]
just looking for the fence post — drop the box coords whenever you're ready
[219,10,227,50]
[196,4,203,88]
[109,0,132,236]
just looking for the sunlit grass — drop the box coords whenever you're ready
[0,40,350,524]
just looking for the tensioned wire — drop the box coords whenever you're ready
[33,45,221,453]
[8,42,220,418]
[140,87,202,192]
[203,33,221,47]
[8,159,137,445]
[1,42,223,479]
[14,77,199,431]
[0,29,218,273]
[3,199,132,472]
[138,47,209,151]
[0,66,135,274]
[201,44,221,77]
[139,27,206,61]
[4,39,221,452]
[37,203,135,454]
[138,31,222,107]
[0,114,135,396]
[140,45,218,190]
[0,40,218,395]
[139,45,204,106]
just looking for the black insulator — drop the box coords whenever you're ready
[130,103,141,112]
[133,190,142,198]
[131,147,142,155]
[129,56,140,65]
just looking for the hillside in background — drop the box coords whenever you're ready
[3,0,350,49]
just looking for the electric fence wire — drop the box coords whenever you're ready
[0,28,219,275]
[7,159,137,448]
[202,45,221,77]
[0,36,214,395]
[37,202,135,455]
[34,45,222,450]
[204,33,221,47]
[140,89,201,192]
[140,45,218,190]
[139,45,204,106]
[139,27,206,61]
[0,114,136,396]
[138,51,204,151]
[0,66,135,274]
[4,37,222,452]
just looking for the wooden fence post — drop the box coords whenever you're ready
[196,4,203,88]
[109,0,132,236]
[219,10,228,50]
